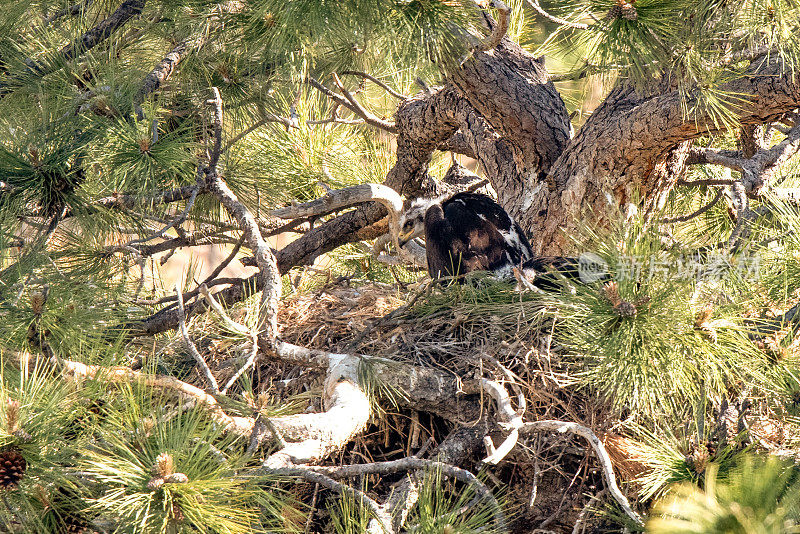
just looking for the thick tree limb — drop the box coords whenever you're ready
[272,183,404,249]
[475,0,511,52]
[525,56,800,255]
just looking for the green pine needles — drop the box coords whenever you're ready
[82,388,299,534]
[545,215,772,421]
[648,455,800,533]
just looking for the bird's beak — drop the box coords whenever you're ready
[397,230,414,248]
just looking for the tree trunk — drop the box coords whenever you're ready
[393,47,800,256]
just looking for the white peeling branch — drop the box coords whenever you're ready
[53,356,254,435]
[263,353,370,467]
[272,183,405,249]
[474,378,523,465]
[518,420,643,525]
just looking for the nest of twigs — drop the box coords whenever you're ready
[165,274,800,533]
[275,276,633,532]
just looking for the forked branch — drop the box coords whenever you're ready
[307,76,399,134]
[518,420,643,525]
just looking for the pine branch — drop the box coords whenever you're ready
[42,0,93,26]
[340,71,406,100]
[134,37,206,120]
[1,0,147,97]
[661,188,723,223]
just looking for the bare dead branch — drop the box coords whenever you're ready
[125,184,200,246]
[307,76,399,134]
[685,146,747,171]
[525,0,589,30]
[306,117,365,126]
[91,184,200,212]
[265,466,393,533]
[204,88,282,344]
[476,378,523,465]
[676,176,738,187]
[272,184,403,221]
[176,282,220,393]
[727,180,756,250]
[661,188,724,223]
[272,183,404,250]
[222,112,297,153]
[57,356,254,435]
[305,457,507,533]
[341,71,406,100]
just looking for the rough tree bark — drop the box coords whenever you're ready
[260,42,800,271]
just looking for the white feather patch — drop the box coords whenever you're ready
[499,225,532,260]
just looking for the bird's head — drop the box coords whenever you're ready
[398,198,436,247]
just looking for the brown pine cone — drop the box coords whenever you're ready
[0,447,27,489]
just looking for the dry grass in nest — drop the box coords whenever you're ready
[279,280,407,350]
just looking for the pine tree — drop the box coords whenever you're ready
[1,0,800,532]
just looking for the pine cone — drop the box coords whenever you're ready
[0,447,27,489]
[605,0,637,21]
[685,441,714,475]
[154,452,174,478]
[605,3,622,20]
[621,2,638,20]
[615,301,637,317]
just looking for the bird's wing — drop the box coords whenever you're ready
[444,193,533,263]
[437,196,511,276]
[424,204,490,279]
